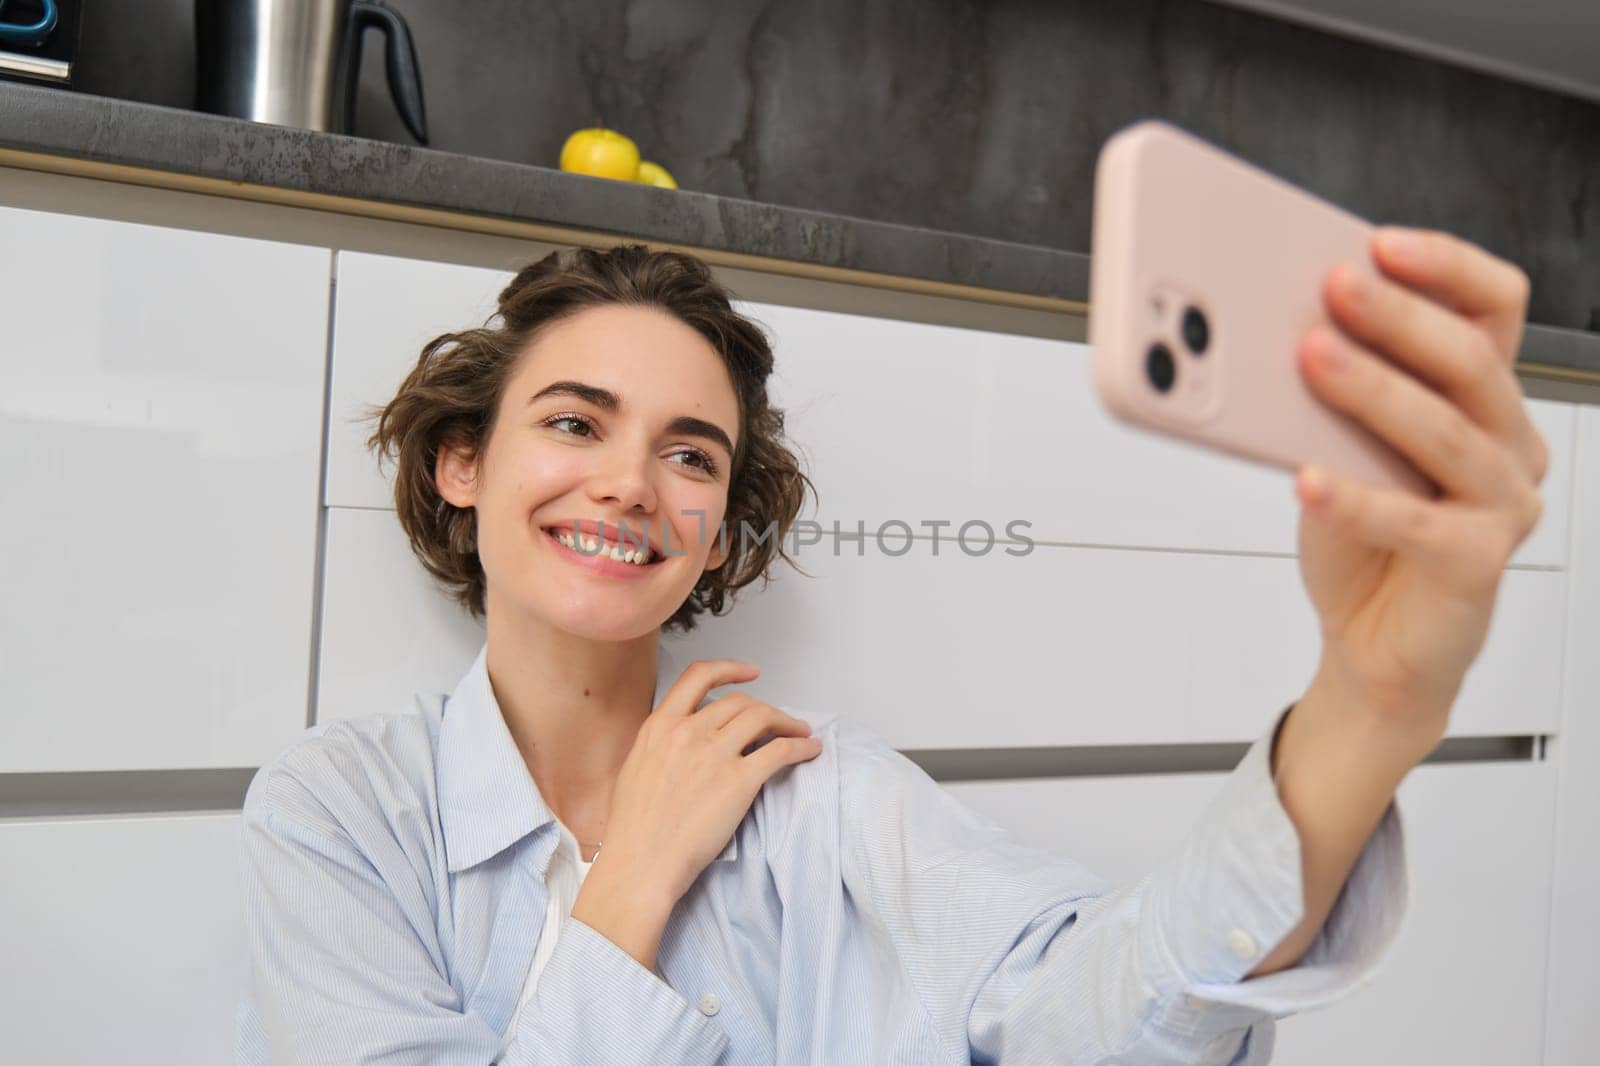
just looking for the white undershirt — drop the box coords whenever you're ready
[506,818,595,1037]
[505,661,674,1039]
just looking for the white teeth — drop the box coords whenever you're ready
[549,528,653,566]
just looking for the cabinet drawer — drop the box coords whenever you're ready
[0,813,247,1064]
[667,542,1563,746]
[314,503,1559,746]
[750,300,1574,569]
[323,250,1575,568]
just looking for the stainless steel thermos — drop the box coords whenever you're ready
[196,0,428,143]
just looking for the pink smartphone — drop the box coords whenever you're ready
[1088,119,1438,500]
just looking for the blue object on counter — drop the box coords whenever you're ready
[0,0,58,45]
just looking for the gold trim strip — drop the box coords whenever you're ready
[1513,361,1600,387]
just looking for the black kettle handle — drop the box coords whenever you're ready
[343,0,429,145]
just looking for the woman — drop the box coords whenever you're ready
[237,234,1548,1063]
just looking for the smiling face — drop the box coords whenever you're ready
[435,303,741,643]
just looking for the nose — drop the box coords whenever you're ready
[585,437,658,516]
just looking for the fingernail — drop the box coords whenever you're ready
[1309,329,1347,371]
[1377,228,1422,268]
[1300,465,1332,504]
[1337,262,1372,305]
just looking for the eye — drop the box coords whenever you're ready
[669,448,720,477]
[542,412,596,437]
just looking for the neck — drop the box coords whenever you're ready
[483,610,662,837]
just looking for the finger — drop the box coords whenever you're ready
[654,659,760,719]
[740,735,825,787]
[1299,325,1526,507]
[1323,260,1528,443]
[1369,227,1531,361]
[720,704,813,753]
[694,692,760,731]
[1295,462,1462,557]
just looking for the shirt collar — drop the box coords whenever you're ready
[437,639,738,873]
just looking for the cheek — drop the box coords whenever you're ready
[509,444,585,499]
[663,483,730,555]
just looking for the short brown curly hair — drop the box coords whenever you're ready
[360,243,816,634]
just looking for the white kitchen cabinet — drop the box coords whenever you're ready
[324,251,511,509]
[0,167,1581,1066]
[315,496,1560,748]
[322,253,1575,568]
[0,205,331,772]
[946,770,1224,886]
[314,505,486,725]
[669,543,1563,748]
[0,813,247,1064]
[746,300,1575,570]
[1543,402,1600,1066]
[947,757,1557,1066]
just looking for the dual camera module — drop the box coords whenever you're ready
[1146,305,1210,393]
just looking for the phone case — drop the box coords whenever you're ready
[1088,119,1437,500]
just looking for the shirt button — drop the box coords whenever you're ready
[1227,928,1259,961]
[698,993,720,1016]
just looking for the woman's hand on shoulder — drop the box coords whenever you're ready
[572,659,823,966]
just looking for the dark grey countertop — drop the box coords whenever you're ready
[1,81,1595,379]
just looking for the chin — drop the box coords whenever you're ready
[551,613,664,644]
[535,590,675,644]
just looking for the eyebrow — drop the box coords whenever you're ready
[526,380,736,458]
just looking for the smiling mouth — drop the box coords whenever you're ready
[542,526,663,567]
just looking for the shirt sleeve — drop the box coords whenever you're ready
[238,765,729,1065]
[834,702,1410,1066]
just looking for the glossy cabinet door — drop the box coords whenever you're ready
[946,758,1557,1065]
[743,300,1576,570]
[668,541,1564,747]
[314,505,486,725]
[322,257,1577,565]
[1543,402,1600,1066]
[314,487,1563,749]
[0,814,247,1064]
[0,206,331,772]
[324,251,511,510]
[321,536,1562,747]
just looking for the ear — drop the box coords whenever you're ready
[435,441,480,509]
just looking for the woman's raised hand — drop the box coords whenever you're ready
[1291,228,1548,758]
[570,659,823,970]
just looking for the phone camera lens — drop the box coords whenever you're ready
[1145,342,1176,393]
[1181,307,1209,355]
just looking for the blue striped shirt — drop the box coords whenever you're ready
[236,640,1408,1064]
